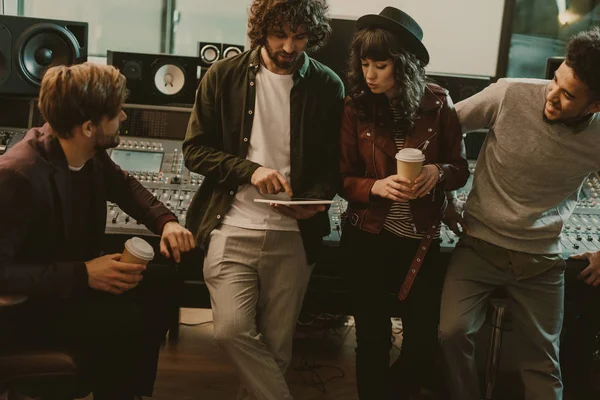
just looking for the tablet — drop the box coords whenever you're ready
[254,198,335,205]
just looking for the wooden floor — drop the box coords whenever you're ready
[80,308,393,400]
[152,309,364,400]
[77,308,590,400]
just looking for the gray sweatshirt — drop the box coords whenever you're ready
[456,78,600,255]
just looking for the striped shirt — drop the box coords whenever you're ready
[382,105,440,239]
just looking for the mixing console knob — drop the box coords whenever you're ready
[587,236,594,242]
[171,175,181,184]
[125,216,130,223]
[573,244,580,249]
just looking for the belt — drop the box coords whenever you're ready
[397,222,439,301]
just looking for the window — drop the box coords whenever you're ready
[21,0,164,57]
[172,0,249,57]
[506,0,600,78]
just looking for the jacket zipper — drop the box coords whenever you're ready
[408,206,418,234]
[413,132,437,151]
[372,142,380,178]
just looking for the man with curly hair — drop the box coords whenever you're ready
[182,0,344,398]
[440,27,600,400]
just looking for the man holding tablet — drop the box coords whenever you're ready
[182,0,344,398]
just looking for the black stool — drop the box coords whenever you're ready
[484,288,510,400]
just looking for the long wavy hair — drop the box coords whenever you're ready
[347,28,426,131]
[247,0,331,52]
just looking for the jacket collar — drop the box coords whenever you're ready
[419,85,443,112]
[38,123,105,245]
[40,123,69,172]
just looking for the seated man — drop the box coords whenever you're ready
[0,63,195,400]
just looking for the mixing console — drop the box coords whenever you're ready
[105,137,203,235]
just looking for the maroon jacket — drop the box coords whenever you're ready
[339,83,469,234]
[0,125,176,297]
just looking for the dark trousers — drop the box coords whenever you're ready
[341,225,446,400]
[0,265,178,399]
[562,262,600,399]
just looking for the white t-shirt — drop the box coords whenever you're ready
[222,65,299,231]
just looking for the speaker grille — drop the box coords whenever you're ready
[0,15,87,96]
[545,57,564,80]
[17,23,81,86]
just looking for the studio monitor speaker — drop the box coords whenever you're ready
[426,73,492,103]
[197,42,244,68]
[308,17,357,92]
[0,15,88,96]
[107,50,199,106]
[545,56,565,80]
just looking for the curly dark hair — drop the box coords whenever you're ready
[566,26,600,100]
[347,28,426,132]
[247,0,331,52]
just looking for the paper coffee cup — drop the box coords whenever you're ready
[395,148,425,182]
[121,237,155,265]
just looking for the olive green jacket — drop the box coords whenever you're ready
[182,47,344,263]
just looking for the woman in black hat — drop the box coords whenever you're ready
[338,7,469,399]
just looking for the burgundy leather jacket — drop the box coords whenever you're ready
[339,83,469,234]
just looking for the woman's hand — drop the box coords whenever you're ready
[371,175,416,202]
[412,165,440,198]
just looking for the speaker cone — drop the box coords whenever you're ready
[200,44,220,65]
[122,60,143,80]
[154,63,185,96]
[17,23,81,86]
[222,46,242,59]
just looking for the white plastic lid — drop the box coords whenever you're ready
[395,148,425,162]
[125,237,155,261]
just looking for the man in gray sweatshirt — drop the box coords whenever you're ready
[439,27,600,400]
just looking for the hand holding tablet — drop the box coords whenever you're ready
[253,198,334,205]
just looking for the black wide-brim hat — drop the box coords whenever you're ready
[356,6,430,66]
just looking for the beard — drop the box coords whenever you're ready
[264,42,300,70]
[93,125,121,151]
[543,106,593,126]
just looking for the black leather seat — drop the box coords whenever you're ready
[0,301,89,400]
